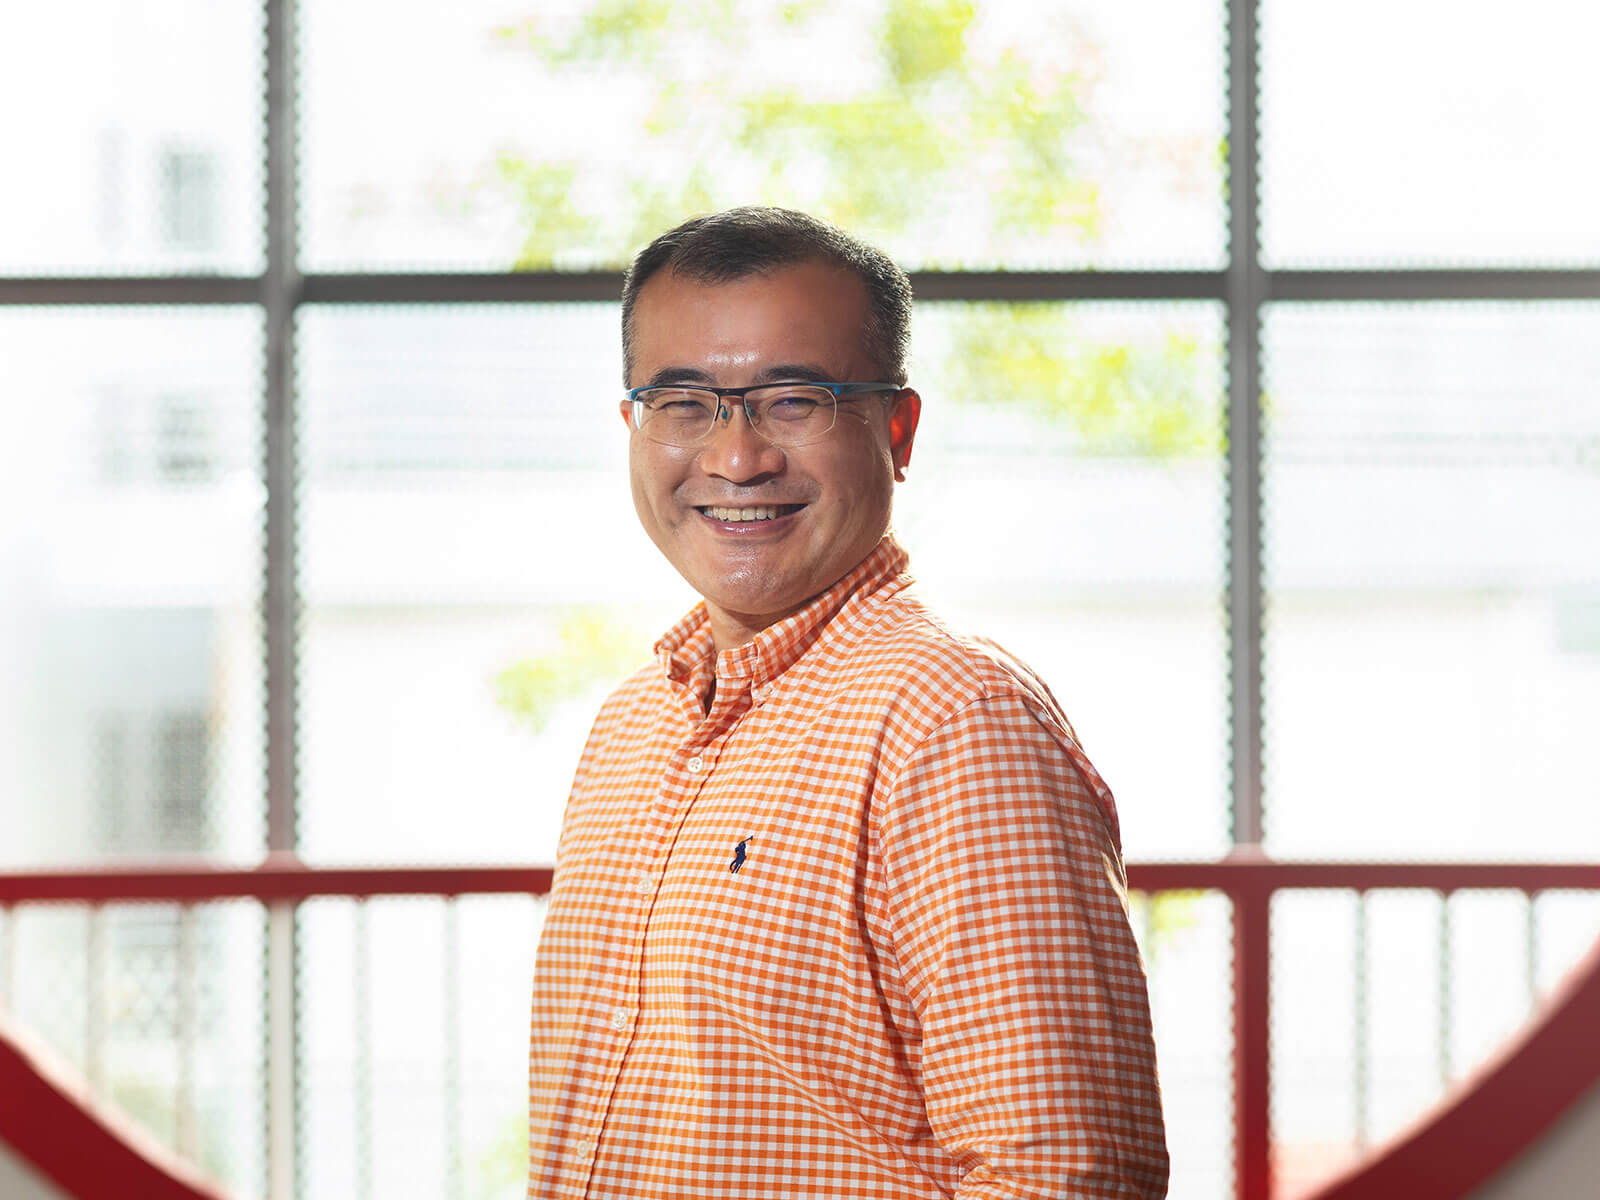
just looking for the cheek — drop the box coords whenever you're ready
[816,441,895,518]
[630,443,680,509]
[628,452,675,540]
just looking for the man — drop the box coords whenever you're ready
[528,207,1168,1198]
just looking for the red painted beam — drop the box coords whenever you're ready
[1127,857,1600,894]
[0,1018,228,1200]
[4,855,1597,905]
[0,857,554,904]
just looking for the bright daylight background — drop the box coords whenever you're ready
[1,1,1598,1198]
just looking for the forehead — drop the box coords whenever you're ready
[628,260,873,384]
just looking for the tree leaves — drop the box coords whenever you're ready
[486,0,1101,267]
[493,610,646,732]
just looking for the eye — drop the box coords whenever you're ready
[762,387,829,421]
[647,389,716,417]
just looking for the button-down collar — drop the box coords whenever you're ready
[653,535,912,709]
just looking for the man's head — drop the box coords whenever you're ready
[620,208,921,652]
[621,206,913,387]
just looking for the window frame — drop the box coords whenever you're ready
[4,2,1600,1198]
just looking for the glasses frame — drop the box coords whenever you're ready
[624,380,904,448]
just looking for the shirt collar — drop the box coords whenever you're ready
[655,535,911,697]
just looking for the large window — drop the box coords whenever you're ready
[3,3,1598,1199]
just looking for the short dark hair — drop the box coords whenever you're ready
[620,206,913,386]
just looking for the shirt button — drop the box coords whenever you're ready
[686,755,704,773]
[574,1139,595,1163]
[610,1005,631,1032]
[633,871,655,896]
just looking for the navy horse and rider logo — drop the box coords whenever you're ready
[730,836,755,874]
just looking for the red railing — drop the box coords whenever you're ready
[4,853,1599,1200]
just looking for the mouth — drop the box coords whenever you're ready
[695,503,805,523]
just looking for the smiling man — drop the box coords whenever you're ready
[527,207,1169,1199]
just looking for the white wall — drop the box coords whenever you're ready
[1470,1077,1600,1200]
[0,1140,70,1200]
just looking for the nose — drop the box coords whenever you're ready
[696,399,786,482]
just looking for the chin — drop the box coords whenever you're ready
[708,587,803,622]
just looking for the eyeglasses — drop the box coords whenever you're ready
[625,381,902,449]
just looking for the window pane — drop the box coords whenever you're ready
[298,895,544,1200]
[296,304,681,865]
[1271,889,1585,1194]
[0,309,264,866]
[0,3,263,275]
[905,302,1230,860]
[1260,0,1600,266]
[7,902,266,1196]
[1134,890,1233,1200]
[1262,304,1600,858]
[297,301,1225,864]
[299,0,1225,271]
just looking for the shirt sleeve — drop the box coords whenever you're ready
[877,693,1170,1200]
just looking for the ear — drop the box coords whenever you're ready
[887,389,921,481]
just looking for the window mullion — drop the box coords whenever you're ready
[1227,0,1266,851]
[263,0,303,1197]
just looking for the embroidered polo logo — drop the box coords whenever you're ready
[729,836,755,874]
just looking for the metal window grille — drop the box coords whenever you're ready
[4,3,1598,1200]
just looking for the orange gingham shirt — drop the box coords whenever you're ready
[528,537,1168,1199]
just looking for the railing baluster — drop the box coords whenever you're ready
[1234,884,1271,1200]
[175,903,197,1159]
[1353,890,1369,1151]
[0,902,11,1014]
[1438,895,1453,1087]
[355,898,372,1200]
[86,903,104,1095]
[444,897,463,1200]
[1525,891,1540,1008]
[267,901,298,1200]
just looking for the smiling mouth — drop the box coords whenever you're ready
[697,504,805,523]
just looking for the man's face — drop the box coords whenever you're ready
[622,259,920,650]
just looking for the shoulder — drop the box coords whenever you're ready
[840,589,1123,848]
[586,658,665,733]
[821,583,1071,729]
[782,582,1096,789]
[566,659,669,783]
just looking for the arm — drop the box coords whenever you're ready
[879,694,1169,1199]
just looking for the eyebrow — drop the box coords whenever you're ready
[640,363,842,389]
[641,366,716,388]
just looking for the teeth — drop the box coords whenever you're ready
[704,505,785,522]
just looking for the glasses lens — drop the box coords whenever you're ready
[748,384,836,445]
[635,387,718,445]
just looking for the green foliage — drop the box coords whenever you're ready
[476,1106,530,1196]
[493,157,593,261]
[882,0,975,87]
[486,0,1219,455]
[1129,889,1205,968]
[487,0,1100,267]
[492,0,679,63]
[494,610,646,733]
[945,306,1221,456]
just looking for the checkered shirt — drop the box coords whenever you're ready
[528,537,1169,1198]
